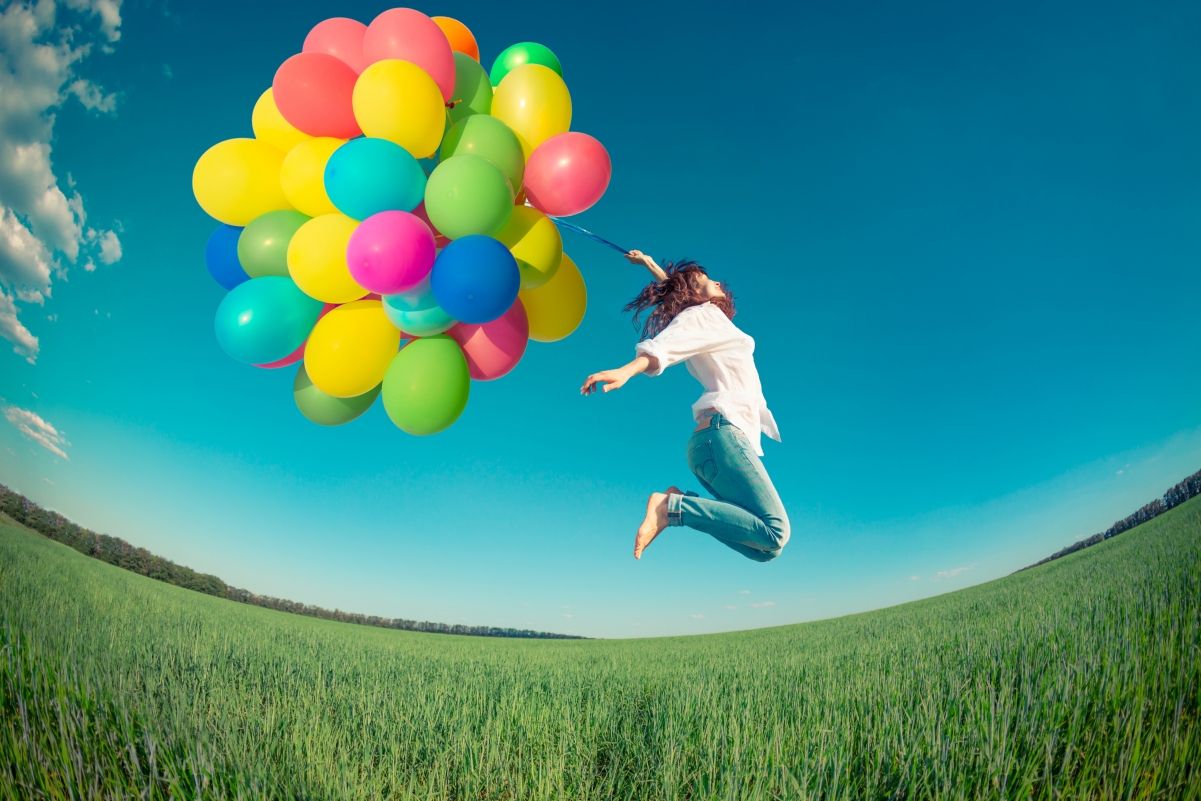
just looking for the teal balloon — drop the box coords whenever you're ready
[324,137,427,221]
[293,363,380,426]
[440,115,524,193]
[448,52,492,125]
[382,335,470,436]
[382,276,455,336]
[424,154,513,239]
[238,210,310,278]
[490,42,562,86]
[214,276,323,365]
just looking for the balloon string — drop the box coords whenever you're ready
[549,218,628,255]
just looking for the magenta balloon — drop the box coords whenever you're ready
[524,133,613,217]
[273,52,362,139]
[362,8,456,103]
[346,211,436,295]
[447,299,529,381]
[303,18,369,74]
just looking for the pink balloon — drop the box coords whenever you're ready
[273,53,362,139]
[448,299,529,381]
[256,304,337,368]
[346,211,436,295]
[303,18,368,74]
[524,133,613,217]
[362,8,456,103]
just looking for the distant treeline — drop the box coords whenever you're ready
[1020,467,1201,571]
[0,485,583,640]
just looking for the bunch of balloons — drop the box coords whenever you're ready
[193,9,610,434]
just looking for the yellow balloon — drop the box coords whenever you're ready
[286,213,368,304]
[352,60,445,158]
[304,300,401,398]
[491,64,572,159]
[251,88,311,153]
[280,137,344,217]
[495,206,562,289]
[192,138,290,225]
[519,253,586,342]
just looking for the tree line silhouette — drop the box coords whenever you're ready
[1019,467,1201,571]
[0,484,584,640]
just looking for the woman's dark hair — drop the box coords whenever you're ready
[623,260,735,341]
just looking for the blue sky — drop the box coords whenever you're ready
[1,0,1198,638]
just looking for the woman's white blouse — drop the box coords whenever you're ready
[635,302,780,456]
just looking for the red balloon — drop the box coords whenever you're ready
[447,300,529,381]
[362,8,456,103]
[412,202,451,249]
[272,53,362,139]
[256,303,337,368]
[303,18,369,74]
[524,133,612,217]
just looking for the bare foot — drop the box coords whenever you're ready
[635,493,669,560]
[664,486,684,496]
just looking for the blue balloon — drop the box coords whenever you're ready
[430,235,520,324]
[383,276,455,336]
[206,224,249,290]
[214,277,323,365]
[324,138,427,221]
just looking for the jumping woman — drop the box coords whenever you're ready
[581,250,789,562]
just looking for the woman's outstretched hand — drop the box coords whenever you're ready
[626,250,668,282]
[581,356,653,395]
[581,369,630,395]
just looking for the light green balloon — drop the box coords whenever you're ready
[294,363,380,426]
[440,115,524,193]
[382,335,469,436]
[448,52,492,125]
[424,154,514,240]
[490,42,562,86]
[238,210,311,278]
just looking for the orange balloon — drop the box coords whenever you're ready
[431,17,478,61]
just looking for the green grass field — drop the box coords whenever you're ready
[1,500,1198,800]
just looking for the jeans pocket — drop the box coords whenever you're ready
[687,440,719,485]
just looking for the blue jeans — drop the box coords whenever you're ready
[667,414,790,562]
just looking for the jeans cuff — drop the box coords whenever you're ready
[667,492,684,526]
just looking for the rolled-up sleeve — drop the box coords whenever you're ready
[635,305,738,377]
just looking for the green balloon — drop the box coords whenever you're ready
[238,210,311,278]
[440,115,524,192]
[448,52,492,125]
[293,363,380,426]
[490,42,562,86]
[424,154,514,240]
[382,335,470,436]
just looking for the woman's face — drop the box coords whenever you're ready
[695,273,726,299]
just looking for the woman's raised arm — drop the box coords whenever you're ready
[625,250,667,282]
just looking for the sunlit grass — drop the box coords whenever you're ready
[1,498,1198,799]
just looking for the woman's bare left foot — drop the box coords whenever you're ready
[634,493,669,559]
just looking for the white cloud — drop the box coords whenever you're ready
[562,614,571,618]
[690,614,703,619]
[0,0,123,364]
[931,563,977,582]
[909,575,919,581]
[97,228,119,263]
[4,404,69,459]
[724,605,737,609]
[0,289,38,362]
[749,601,776,608]
[739,590,750,594]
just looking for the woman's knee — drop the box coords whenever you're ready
[766,515,790,549]
[747,546,782,563]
